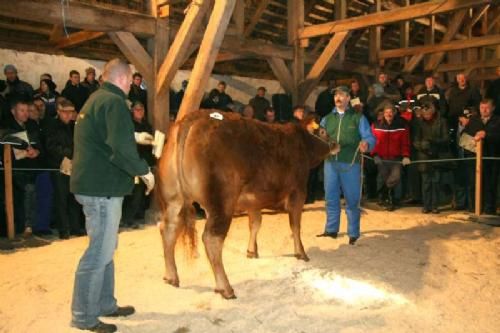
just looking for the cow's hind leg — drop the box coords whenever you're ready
[246,210,262,258]
[160,201,194,287]
[203,212,235,299]
[288,193,309,261]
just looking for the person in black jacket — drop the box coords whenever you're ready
[128,72,148,112]
[476,99,500,215]
[486,67,500,116]
[4,99,43,236]
[81,67,100,95]
[416,76,447,117]
[45,98,84,239]
[204,81,233,111]
[315,80,334,119]
[121,101,155,229]
[34,79,59,118]
[62,70,90,112]
[249,86,270,121]
[457,108,485,212]
[446,73,481,128]
[413,103,450,214]
[3,64,34,105]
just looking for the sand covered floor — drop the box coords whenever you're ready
[1,202,499,333]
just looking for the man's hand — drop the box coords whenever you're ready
[134,132,154,145]
[140,171,155,195]
[25,147,39,159]
[374,155,382,165]
[474,130,486,141]
[359,140,369,153]
[402,157,411,166]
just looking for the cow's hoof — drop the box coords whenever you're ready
[246,250,259,259]
[163,277,179,287]
[214,289,237,299]
[295,253,310,262]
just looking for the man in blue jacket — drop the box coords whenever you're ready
[317,85,376,245]
[70,59,155,333]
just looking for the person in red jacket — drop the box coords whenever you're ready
[372,104,411,210]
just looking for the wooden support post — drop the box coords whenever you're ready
[334,0,347,61]
[399,0,410,67]
[3,145,14,240]
[233,0,245,38]
[288,0,305,105]
[177,0,237,120]
[245,0,270,38]
[369,0,381,66]
[423,15,435,69]
[156,0,210,96]
[475,140,483,216]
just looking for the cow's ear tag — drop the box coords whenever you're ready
[209,112,224,121]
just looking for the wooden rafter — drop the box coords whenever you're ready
[177,0,237,120]
[108,32,153,83]
[404,9,467,73]
[156,0,210,95]
[299,0,490,39]
[267,57,294,94]
[56,31,105,49]
[244,0,271,38]
[436,58,500,72]
[301,31,351,100]
[0,0,156,36]
[379,34,500,59]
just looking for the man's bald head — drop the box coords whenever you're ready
[102,58,133,94]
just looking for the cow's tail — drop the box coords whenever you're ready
[176,115,198,257]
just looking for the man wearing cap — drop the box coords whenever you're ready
[249,86,270,121]
[3,64,34,104]
[317,85,376,245]
[81,67,100,94]
[413,103,449,214]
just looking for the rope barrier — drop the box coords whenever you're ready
[362,155,500,165]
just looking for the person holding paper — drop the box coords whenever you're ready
[121,101,154,228]
[45,98,84,239]
[69,59,154,333]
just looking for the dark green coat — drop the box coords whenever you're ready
[413,116,450,172]
[70,82,149,197]
[322,109,362,164]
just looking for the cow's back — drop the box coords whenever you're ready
[174,110,314,210]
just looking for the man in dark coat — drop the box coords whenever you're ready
[204,81,233,111]
[249,86,270,121]
[485,67,500,116]
[45,98,84,239]
[62,70,90,112]
[446,73,481,127]
[475,99,500,215]
[81,67,100,95]
[416,75,447,117]
[3,64,34,104]
[315,80,334,119]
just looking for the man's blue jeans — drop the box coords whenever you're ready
[324,161,361,238]
[71,195,123,329]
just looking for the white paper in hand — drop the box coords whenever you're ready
[350,97,361,107]
[152,130,166,159]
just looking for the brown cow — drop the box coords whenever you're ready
[157,109,337,299]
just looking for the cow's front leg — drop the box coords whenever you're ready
[288,194,309,262]
[203,215,235,299]
[247,210,262,258]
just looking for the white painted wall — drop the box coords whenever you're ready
[0,48,322,109]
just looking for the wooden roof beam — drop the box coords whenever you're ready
[156,0,210,95]
[436,58,500,73]
[0,0,156,37]
[299,0,490,39]
[404,9,467,73]
[267,57,294,94]
[244,0,271,38]
[56,31,106,49]
[379,34,500,59]
[108,32,153,83]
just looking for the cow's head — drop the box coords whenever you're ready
[302,115,340,156]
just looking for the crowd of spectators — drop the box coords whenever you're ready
[1,64,499,239]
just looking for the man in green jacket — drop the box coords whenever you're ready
[317,86,376,245]
[70,58,154,333]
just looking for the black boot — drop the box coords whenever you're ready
[377,185,387,206]
[386,188,395,211]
